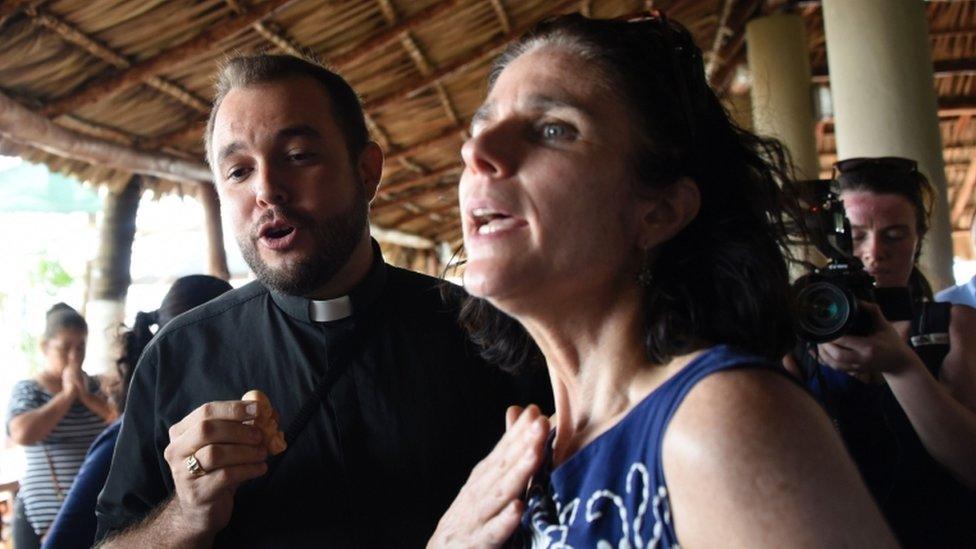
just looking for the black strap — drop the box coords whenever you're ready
[42,443,65,502]
[914,301,951,337]
[265,324,364,474]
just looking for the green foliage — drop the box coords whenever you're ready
[19,333,40,374]
[29,256,74,295]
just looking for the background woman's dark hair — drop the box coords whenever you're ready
[43,303,87,341]
[836,161,936,302]
[114,275,232,413]
[454,12,804,371]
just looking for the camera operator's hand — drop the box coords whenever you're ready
[818,301,921,379]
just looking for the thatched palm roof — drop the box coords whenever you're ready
[0,0,974,261]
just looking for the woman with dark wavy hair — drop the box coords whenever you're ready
[428,12,895,548]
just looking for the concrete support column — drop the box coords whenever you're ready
[746,13,820,180]
[723,92,753,133]
[823,0,954,290]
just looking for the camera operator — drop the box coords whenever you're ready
[793,157,976,548]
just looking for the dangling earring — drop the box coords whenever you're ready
[637,250,653,287]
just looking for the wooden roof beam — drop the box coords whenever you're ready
[376,163,462,198]
[369,223,436,249]
[373,183,456,215]
[140,118,206,150]
[147,0,473,151]
[27,6,211,113]
[59,115,137,146]
[40,0,298,118]
[395,27,465,145]
[0,89,210,182]
[253,20,306,58]
[704,0,736,81]
[488,0,512,34]
[385,125,466,164]
[708,0,759,89]
[328,0,461,69]
[147,0,569,152]
[392,200,457,227]
[364,0,579,113]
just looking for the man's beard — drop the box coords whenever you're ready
[239,188,369,297]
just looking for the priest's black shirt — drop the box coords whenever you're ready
[95,251,544,547]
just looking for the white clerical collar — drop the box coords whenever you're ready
[309,295,353,322]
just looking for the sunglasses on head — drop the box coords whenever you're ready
[605,9,702,156]
[833,156,918,179]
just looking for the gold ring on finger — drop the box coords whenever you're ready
[185,453,206,477]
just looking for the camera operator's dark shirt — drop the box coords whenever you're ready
[805,313,976,548]
[96,245,549,547]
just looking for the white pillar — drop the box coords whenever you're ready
[746,13,820,180]
[84,299,124,375]
[823,0,954,290]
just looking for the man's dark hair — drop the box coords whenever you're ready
[205,54,370,168]
[455,13,805,371]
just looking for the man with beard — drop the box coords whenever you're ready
[94,55,541,547]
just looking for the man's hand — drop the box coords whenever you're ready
[161,401,269,543]
[428,404,549,548]
[818,301,921,379]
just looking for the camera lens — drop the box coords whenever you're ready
[797,281,852,341]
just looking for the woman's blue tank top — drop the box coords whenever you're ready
[520,345,784,548]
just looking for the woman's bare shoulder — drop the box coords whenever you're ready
[661,367,895,547]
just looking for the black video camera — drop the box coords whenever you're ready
[791,180,912,343]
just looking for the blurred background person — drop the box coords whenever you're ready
[798,157,976,548]
[6,304,112,548]
[42,275,232,549]
[937,210,976,307]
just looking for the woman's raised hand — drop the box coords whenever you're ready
[428,405,550,548]
[60,366,80,399]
